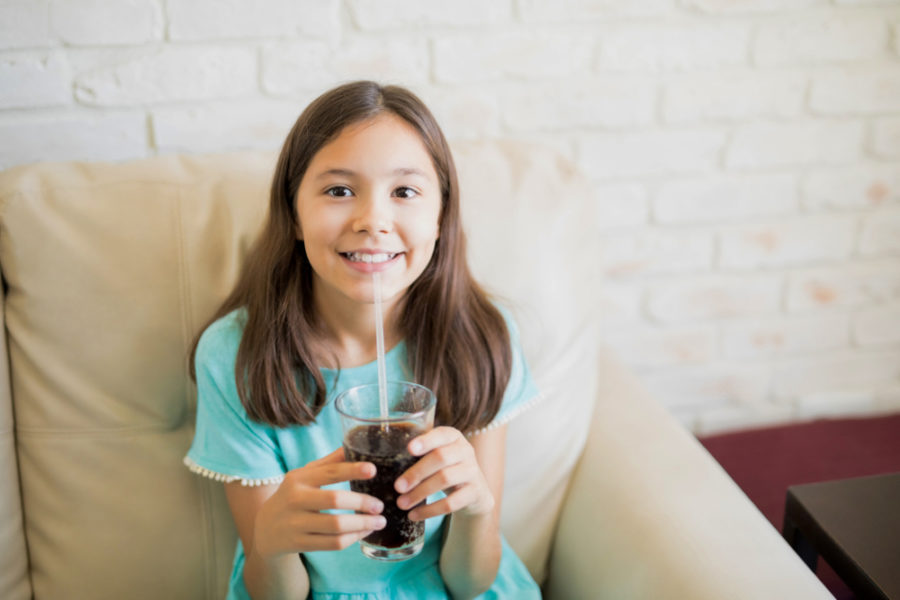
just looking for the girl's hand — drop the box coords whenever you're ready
[251,448,386,558]
[394,426,495,521]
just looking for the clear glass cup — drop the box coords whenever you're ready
[335,381,436,561]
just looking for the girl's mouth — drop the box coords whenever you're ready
[339,252,400,264]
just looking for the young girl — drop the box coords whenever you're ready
[184,81,542,600]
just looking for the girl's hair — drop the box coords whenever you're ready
[190,80,512,433]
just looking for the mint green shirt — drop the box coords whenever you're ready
[185,308,541,599]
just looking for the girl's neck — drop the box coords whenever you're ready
[312,288,403,369]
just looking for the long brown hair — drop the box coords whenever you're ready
[190,81,512,433]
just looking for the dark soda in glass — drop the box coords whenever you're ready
[344,423,425,551]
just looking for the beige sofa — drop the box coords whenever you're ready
[0,143,831,599]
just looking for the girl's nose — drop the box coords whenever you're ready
[352,194,393,235]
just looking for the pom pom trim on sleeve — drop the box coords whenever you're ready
[467,391,545,437]
[183,456,285,487]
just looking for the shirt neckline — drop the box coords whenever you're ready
[318,341,406,375]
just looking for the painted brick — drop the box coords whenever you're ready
[0,0,51,50]
[647,275,782,323]
[723,314,849,359]
[663,72,806,124]
[50,0,162,46]
[854,303,900,346]
[695,404,796,436]
[0,111,147,169]
[595,23,751,72]
[719,215,856,269]
[726,120,864,169]
[349,0,512,29]
[803,165,900,210]
[422,88,501,140]
[896,21,900,57]
[683,0,824,13]
[603,324,717,368]
[501,79,656,132]
[261,39,429,97]
[599,229,714,277]
[873,117,900,158]
[655,174,796,224]
[434,31,592,83]
[168,0,339,41]
[0,51,70,109]
[834,0,900,4]
[810,68,900,115]
[640,362,772,409]
[787,260,900,311]
[74,46,257,106]
[874,387,900,413]
[773,351,900,398]
[754,15,888,66]
[859,207,900,257]
[598,283,644,331]
[592,183,650,229]
[793,390,888,420]
[518,0,675,20]
[578,129,726,179]
[152,99,301,154]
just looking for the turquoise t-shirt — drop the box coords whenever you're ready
[184,307,542,600]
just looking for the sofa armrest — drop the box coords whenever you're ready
[544,348,832,600]
[0,280,32,600]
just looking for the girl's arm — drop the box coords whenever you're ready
[397,426,508,599]
[224,449,387,600]
[225,482,310,599]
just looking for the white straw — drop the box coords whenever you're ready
[373,271,389,420]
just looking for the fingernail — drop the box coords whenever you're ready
[409,441,421,455]
[396,496,408,510]
[395,478,407,493]
[374,517,386,529]
[368,499,384,513]
[408,510,419,522]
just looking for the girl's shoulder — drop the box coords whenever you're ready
[490,299,522,340]
[196,308,247,364]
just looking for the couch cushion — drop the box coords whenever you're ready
[454,141,599,582]
[0,288,30,600]
[0,153,271,599]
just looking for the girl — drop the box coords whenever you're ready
[184,81,542,600]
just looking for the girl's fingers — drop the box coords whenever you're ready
[295,488,384,514]
[396,463,471,509]
[396,439,467,494]
[301,511,386,535]
[297,460,376,488]
[407,426,462,457]
[407,485,478,521]
[299,531,375,552]
[307,447,346,466]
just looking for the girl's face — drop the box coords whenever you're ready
[295,113,442,311]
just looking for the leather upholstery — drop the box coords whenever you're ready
[0,144,597,597]
[0,145,830,599]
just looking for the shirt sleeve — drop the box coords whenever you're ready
[472,304,542,435]
[184,311,287,487]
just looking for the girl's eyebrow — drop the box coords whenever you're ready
[314,168,356,180]
[314,167,430,180]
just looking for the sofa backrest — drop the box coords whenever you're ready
[0,143,598,599]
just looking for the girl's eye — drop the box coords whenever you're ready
[325,186,353,198]
[394,186,418,199]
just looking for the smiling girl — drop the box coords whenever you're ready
[184,81,542,600]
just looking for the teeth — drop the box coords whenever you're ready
[344,252,397,264]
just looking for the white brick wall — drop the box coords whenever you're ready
[2,0,899,435]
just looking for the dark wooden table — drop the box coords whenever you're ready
[782,472,900,600]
